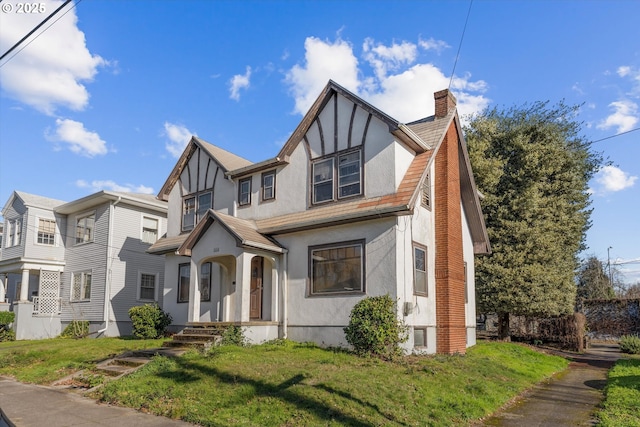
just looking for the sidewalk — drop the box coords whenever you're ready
[0,377,195,427]
[482,343,621,427]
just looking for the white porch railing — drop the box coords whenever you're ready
[32,296,62,316]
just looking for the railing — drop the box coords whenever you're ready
[32,296,62,316]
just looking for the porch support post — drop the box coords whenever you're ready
[187,260,201,323]
[234,252,252,322]
[0,273,6,303]
[20,269,30,301]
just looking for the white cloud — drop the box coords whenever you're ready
[0,0,106,115]
[47,118,107,157]
[229,66,252,101]
[597,100,639,134]
[594,165,637,193]
[285,36,489,123]
[76,179,154,194]
[163,122,194,158]
[418,37,450,54]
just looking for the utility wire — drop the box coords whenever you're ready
[0,0,78,67]
[449,0,474,90]
[590,127,640,144]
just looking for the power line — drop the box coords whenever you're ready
[590,127,640,144]
[449,0,474,90]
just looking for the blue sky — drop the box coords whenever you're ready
[0,0,638,284]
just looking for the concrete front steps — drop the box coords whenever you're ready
[162,323,227,351]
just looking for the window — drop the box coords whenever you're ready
[182,197,196,231]
[310,241,364,295]
[200,262,211,302]
[239,178,251,206]
[37,218,56,245]
[413,245,427,296]
[421,173,431,209]
[139,273,157,301]
[71,271,91,301]
[414,327,427,348]
[178,263,190,303]
[141,217,159,244]
[312,149,362,204]
[262,171,276,201]
[197,192,212,222]
[8,219,22,247]
[75,213,95,244]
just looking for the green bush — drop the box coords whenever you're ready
[221,325,246,346]
[619,334,640,354]
[0,312,15,342]
[128,304,172,339]
[61,320,90,338]
[344,294,408,359]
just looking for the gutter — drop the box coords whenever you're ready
[282,250,288,339]
[98,196,121,335]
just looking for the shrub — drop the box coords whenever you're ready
[344,294,408,359]
[619,334,640,354]
[221,325,246,346]
[0,312,15,342]
[128,304,172,339]
[61,320,90,338]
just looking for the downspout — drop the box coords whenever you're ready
[282,250,288,339]
[98,196,121,335]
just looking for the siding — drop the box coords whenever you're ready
[22,207,66,261]
[1,201,26,260]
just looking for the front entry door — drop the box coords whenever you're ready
[250,257,263,320]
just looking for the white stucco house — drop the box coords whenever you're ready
[0,190,167,339]
[150,80,490,355]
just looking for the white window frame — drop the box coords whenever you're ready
[75,212,95,245]
[71,271,92,302]
[138,271,158,302]
[309,240,365,295]
[239,177,252,206]
[36,217,56,246]
[7,218,22,247]
[312,157,335,204]
[337,150,362,199]
[413,244,428,296]
[141,215,159,244]
[261,171,276,201]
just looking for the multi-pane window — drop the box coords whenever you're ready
[75,213,95,244]
[197,192,212,222]
[142,217,158,244]
[421,173,431,209]
[178,263,190,303]
[71,271,91,301]
[262,171,276,201]
[312,149,362,204]
[7,219,22,247]
[139,273,156,301]
[239,178,251,206]
[200,262,212,302]
[182,197,196,231]
[310,241,364,295]
[413,245,427,296]
[37,218,56,245]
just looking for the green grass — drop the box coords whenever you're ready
[94,340,567,426]
[0,337,165,384]
[597,358,640,427]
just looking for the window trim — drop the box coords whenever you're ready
[311,148,363,206]
[308,239,366,296]
[182,196,196,232]
[138,271,158,302]
[261,170,276,202]
[177,263,191,303]
[36,217,56,246]
[74,211,95,245]
[413,243,428,296]
[141,215,160,245]
[181,190,213,232]
[238,177,252,206]
[70,270,92,302]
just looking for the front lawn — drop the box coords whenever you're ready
[597,358,640,427]
[95,340,567,426]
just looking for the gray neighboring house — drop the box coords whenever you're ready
[0,190,167,339]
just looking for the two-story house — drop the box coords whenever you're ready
[0,190,167,338]
[149,80,490,354]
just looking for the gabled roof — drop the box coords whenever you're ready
[55,191,167,215]
[2,191,67,216]
[178,209,285,256]
[158,136,253,201]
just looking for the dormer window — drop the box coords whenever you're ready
[312,149,362,205]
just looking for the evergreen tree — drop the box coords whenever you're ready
[576,256,615,300]
[465,101,603,339]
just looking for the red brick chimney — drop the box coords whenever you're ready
[434,89,457,118]
[434,89,466,354]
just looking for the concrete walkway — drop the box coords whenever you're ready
[0,376,195,427]
[482,343,621,427]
